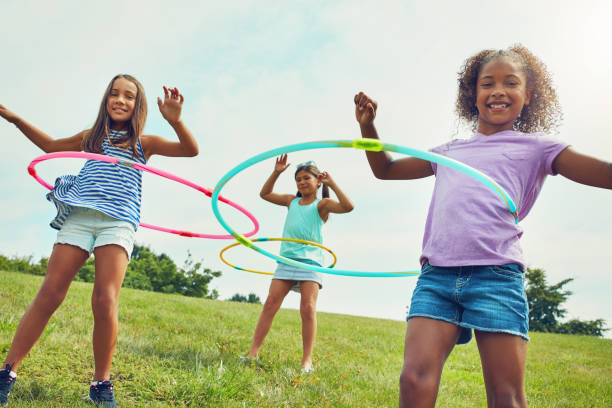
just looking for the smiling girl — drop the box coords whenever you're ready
[354,45,612,407]
[0,74,198,407]
[242,155,354,372]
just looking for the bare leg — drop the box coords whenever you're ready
[2,244,89,371]
[298,281,319,369]
[91,245,129,381]
[475,330,528,408]
[399,317,460,408]
[246,279,294,358]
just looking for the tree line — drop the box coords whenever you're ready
[1,250,607,336]
[0,244,221,299]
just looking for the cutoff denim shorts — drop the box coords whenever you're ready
[407,261,529,344]
[55,207,137,260]
[273,259,323,293]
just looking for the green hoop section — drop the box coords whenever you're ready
[211,138,518,278]
[219,237,338,276]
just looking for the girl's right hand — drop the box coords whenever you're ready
[0,104,20,124]
[274,154,290,173]
[354,92,377,126]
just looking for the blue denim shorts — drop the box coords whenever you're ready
[55,207,136,259]
[407,262,529,344]
[273,259,323,293]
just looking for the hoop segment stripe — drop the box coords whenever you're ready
[28,151,260,239]
[219,237,338,276]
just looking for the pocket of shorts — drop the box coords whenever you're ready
[421,262,434,274]
[490,264,524,280]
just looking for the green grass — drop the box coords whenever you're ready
[1,270,611,407]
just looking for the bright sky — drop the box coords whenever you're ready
[1,0,611,337]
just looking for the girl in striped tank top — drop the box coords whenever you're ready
[0,74,198,407]
[243,155,354,373]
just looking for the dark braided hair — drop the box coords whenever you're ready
[456,44,562,134]
[294,164,329,198]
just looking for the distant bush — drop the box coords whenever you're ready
[0,245,221,299]
[228,293,261,304]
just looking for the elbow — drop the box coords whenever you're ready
[343,202,355,213]
[186,145,199,157]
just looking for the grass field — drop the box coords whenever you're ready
[1,270,611,407]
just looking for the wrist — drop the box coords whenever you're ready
[167,118,183,128]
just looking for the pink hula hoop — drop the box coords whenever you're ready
[27,151,259,239]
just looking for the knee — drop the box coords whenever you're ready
[300,301,316,319]
[399,364,437,397]
[262,296,283,313]
[37,285,68,311]
[91,291,119,318]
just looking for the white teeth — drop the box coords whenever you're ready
[490,104,507,109]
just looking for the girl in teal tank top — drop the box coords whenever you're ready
[243,155,354,372]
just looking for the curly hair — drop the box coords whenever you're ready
[455,44,562,134]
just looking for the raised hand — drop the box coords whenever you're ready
[318,171,334,187]
[274,154,290,174]
[354,92,377,126]
[0,104,20,124]
[157,86,184,126]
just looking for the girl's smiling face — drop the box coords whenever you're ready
[295,169,320,196]
[107,77,138,128]
[476,56,532,135]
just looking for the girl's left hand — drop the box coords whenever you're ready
[318,171,334,186]
[157,86,184,126]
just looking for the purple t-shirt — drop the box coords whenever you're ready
[420,130,569,270]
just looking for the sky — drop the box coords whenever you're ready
[1,0,611,338]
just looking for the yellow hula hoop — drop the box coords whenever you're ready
[219,237,337,276]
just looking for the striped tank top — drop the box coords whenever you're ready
[46,130,146,230]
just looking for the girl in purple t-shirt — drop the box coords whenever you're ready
[354,44,612,407]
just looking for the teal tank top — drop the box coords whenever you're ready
[279,197,324,266]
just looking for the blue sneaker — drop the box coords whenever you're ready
[0,364,17,405]
[88,380,117,408]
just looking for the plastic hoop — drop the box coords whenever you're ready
[219,237,338,275]
[28,151,259,239]
[210,138,518,278]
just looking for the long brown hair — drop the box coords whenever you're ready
[295,164,330,198]
[82,74,148,157]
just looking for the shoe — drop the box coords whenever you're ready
[301,366,314,374]
[0,364,17,405]
[88,380,117,408]
[239,355,258,363]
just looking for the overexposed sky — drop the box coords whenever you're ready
[1,0,611,337]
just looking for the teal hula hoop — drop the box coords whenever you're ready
[211,138,518,278]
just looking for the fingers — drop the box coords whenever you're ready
[162,86,183,102]
[163,86,170,99]
[353,91,377,113]
[157,97,162,109]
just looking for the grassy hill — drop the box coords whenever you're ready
[1,270,611,407]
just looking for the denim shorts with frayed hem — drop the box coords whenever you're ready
[407,261,529,344]
[55,206,136,260]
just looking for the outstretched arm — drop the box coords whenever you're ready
[354,92,433,180]
[554,147,612,189]
[0,104,84,152]
[260,155,295,207]
[317,172,354,221]
[141,86,199,160]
